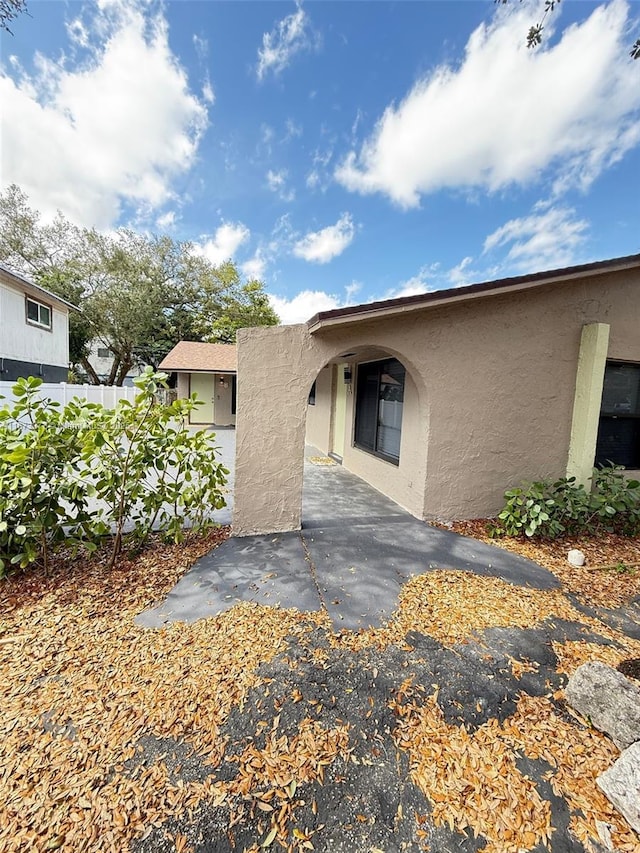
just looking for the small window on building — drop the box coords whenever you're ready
[26,297,52,330]
[308,380,316,406]
[595,362,640,469]
[97,347,112,359]
[354,358,405,464]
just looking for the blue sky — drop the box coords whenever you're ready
[1,0,639,322]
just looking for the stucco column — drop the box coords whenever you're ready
[232,324,316,536]
[566,323,610,487]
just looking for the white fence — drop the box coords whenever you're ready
[0,381,137,410]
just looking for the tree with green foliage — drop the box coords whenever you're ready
[0,185,280,384]
[190,260,279,344]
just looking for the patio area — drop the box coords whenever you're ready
[137,441,558,630]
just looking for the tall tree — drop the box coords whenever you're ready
[189,259,279,344]
[0,186,280,384]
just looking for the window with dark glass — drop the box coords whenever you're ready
[595,362,640,469]
[308,380,316,406]
[26,297,51,330]
[354,358,405,464]
[231,375,237,415]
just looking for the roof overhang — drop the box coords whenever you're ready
[0,263,79,312]
[307,253,640,333]
[162,366,237,374]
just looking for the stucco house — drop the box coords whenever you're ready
[0,264,76,383]
[159,341,236,426]
[232,252,640,536]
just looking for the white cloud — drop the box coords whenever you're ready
[156,210,177,230]
[268,289,341,324]
[195,222,250,265]
[292,213,355,264]
[483,204,589,271]
[284,118,303,140]
[256,1,315,81]
[0,3,208,228]
[266,169,295,202]
[202,76,215,104]
[241,252,267,281]
[345,280,362,303]
[447,256,475,287]
[306,145,334,192]
[336,0,640,207]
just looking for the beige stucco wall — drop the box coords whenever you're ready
[233,268,640,535]
[305,365,332,452]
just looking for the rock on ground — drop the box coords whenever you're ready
[565,661,640,750]
[597,742,640,835]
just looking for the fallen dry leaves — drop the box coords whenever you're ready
[2,530,640,853]
[393,687,552,853]
[0,530,329,853]
[501,695,639,852]
[446,521,640,608]
[336,570,585,651]
[394,688,639,853]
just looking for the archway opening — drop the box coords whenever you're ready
[302,345,426,527]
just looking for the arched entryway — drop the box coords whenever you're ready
[232,323,429,536]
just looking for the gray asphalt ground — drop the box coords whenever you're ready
[137,444,558,630]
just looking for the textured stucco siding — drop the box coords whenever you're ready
[305,365,332,452]
[233,269,640,535]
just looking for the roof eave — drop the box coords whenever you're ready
[307,253,640,333]
[0,264,80,312]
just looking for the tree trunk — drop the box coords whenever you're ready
[80,356,101,385]
[107,355,121,386]
[116,358,133,387]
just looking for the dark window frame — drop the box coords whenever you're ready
[595,360,640,469]
[25,296,53,332]
[354,358,405,465]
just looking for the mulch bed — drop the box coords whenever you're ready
[445,519,640,608]
[2,527,640,852]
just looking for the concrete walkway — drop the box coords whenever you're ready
[137,452,559,630]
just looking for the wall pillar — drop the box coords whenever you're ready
[566,323,610,487]
[232,325,318,536]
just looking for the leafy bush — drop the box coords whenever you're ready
[0,370,228,575]
[490,467,640,539]
[0,378,98,571]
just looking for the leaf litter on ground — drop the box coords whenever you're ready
[2,527,640,852]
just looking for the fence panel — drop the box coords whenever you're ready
[0,381,135,410]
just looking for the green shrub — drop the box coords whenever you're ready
[80,367,228,566]
[490,467,640,539]
[0,370,228,575]
[0,377,99,573]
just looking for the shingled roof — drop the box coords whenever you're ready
[159,342,237,373]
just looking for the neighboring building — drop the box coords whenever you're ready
[86,339,141,386]
[159,341,237,426]
[0,264,76,383]
[232,253,640,536]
